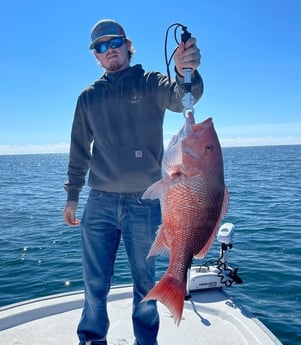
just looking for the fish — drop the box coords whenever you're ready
[142,116,228,325]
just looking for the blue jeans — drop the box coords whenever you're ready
[77,189,161,345]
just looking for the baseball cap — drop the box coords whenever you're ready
[89,19,126,49]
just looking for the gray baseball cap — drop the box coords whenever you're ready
[89,19,126,49]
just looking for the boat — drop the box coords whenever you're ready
[0,223,283,345]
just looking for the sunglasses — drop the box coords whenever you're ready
[94,37,126,54]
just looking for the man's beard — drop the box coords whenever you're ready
[106,60,124,72]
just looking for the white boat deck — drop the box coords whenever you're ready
[0,285,283,345]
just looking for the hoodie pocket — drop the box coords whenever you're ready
[89,146,162,192]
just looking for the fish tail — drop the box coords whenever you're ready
[142,274,186,325]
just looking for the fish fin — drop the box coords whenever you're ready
[163,133,183,175]
[221,187,229,218]
[142,180,163,200]
[142,274,186,326]
[147,225,169,258]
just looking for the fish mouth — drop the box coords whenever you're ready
[201,117,213,125]
[193,117,213,130]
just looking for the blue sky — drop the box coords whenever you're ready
[0,0,300,154]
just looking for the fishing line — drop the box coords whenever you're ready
[164,23,191,83]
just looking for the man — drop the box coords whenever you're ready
[63,18,203,345]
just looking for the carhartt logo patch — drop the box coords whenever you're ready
[135,150,143,158]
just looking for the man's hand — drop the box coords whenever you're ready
[174,37,201,76]
[63,201,80,226]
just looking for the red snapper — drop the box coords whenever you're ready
[142,117,228,325]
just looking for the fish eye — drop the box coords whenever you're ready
[171,171,182,179]
[205,144,214,152]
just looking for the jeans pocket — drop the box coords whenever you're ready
[89,189,103,198]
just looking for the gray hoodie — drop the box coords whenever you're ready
[64,64,203,201]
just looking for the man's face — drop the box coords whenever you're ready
[93,36,131,72]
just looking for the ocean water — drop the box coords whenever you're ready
[0,145,300,345]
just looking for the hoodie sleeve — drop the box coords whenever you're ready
[64,92,93,202]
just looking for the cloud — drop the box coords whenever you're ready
[220,136,301,147]
[1,135,301,155]
[163,119,301,148]
[164,136,301,149]
[0,143,70,155]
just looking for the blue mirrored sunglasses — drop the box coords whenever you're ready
[94,37,126,54]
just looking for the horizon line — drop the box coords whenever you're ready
[0,138,301,156]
